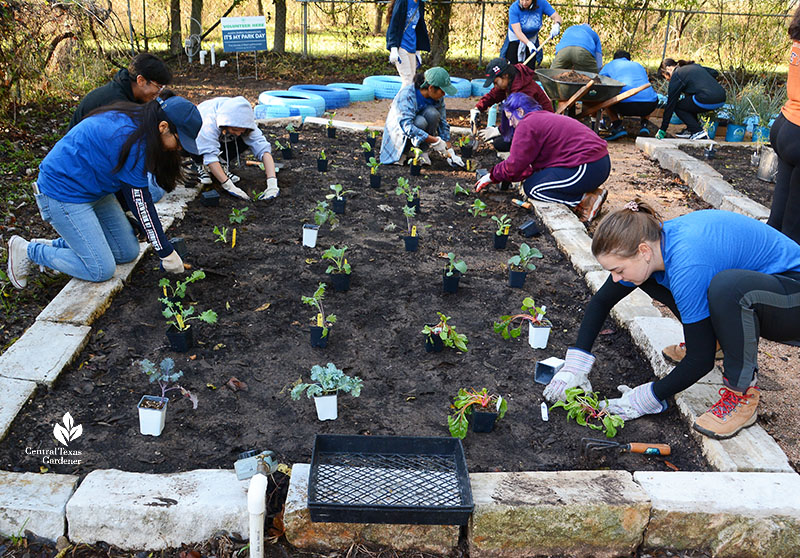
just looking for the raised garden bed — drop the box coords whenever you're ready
[0,126,709,475]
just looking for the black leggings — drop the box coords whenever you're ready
[674,96,708,134]
[768,114,800,243]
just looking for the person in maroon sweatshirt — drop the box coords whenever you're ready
[475,92,610,223]
[471,58,554,152]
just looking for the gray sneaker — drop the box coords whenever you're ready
[198,166,212,185]
[674,128,692,139]
[6,235,33,289]
[690,130,709,140]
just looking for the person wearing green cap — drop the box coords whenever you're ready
[379,67,465,167]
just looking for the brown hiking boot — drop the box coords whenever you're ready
[573,188,608,223]
[693,386,760,439]
[662,342,724,364]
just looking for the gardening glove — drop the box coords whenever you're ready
[446,148,465,168]
[161,250,185,274]
[600,382,667,421]
[221,178,250,200]
[542,347,595,403]
[257,177,279,201]
[470,108,480,135]
[475,173,494,192]
[389,47,400,65]
[430,137,448,156]
[526,41,536,53]
[479,126,501,141]
[548,22,560,40]
[656,129,667,140]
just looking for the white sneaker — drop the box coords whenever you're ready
[690,130,709,140]
[224,168,241,184]
[198,166,212,185]
[7,235,33,289]
[418,152,432,166]
[674,128,692,139]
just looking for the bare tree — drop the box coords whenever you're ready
[427,0,451,66]
[190,0,203,36]
[274,0,286,53]
[170,0,182,54]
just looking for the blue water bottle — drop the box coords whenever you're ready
[487,104,498,128]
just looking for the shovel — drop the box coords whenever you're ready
[522,34,556,67]
[581,437,671,457]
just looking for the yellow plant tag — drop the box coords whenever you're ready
[344,258,348,266]
[232,228,237,248]
[316,313,323,326]
[466,160,473,171]
[503,225,510,235]
[411,225,417,237]
[163,286,167,297]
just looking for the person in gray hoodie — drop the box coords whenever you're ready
[196,96,278,200]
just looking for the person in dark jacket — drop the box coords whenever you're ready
[385,0,430,87]
[69,53,172,129]
[474,92,610,223]
[656,58,725,140]
[472,58,553,153]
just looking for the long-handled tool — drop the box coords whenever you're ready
[581,438,671,457]
[522,34,556,67]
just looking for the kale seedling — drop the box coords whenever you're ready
[313,201,338,228]
[301,282,337,338]
[213,225,228,244]
[367,156,380,175]
[402,205,416,236]
[469,199,488,217]
[508,243,543,272]
[229,206,249,224]
[361,141,373,153]
[139,357,198,409]
[318,149,326,160]
[290,362,362,399]
[454,182,471,197]
[492,214,512,236]
[395,176,421,202]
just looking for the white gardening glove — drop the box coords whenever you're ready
[221,178,250,200]
[389,47,400,65]
[600,382,667,420]
[257,177,279,200]
[430,137,448,156]
[526,41,536,52]
[446,148,465,168]
[479,126,501,141]
[161,250,185,274]
[548,22,561,40]
[542,347,595,403]
[475,173,494,192]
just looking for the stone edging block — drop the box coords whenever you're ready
[36,277,124,326]
[0,320,91,386]
[0,471,79,541]
[0,377,37,441]
[469,471,649,558]
[284,464,459,555]
[66,469,249,550]
[635,471,800,558]
[531,201,585,232]
[550,230,603,274]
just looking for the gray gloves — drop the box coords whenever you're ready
[601,382,667,420]
[479,127,501,141]
[542,347,595,402]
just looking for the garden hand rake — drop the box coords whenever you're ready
[581,437,671,457]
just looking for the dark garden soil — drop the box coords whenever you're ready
[678,144,775,209]
[0,125,709,478]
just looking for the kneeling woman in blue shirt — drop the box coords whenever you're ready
[6,96,201,287]
[543,202,800,440]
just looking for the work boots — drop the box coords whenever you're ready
[693,386,760,439]
[662,342,724,364]
[573,188,608,223]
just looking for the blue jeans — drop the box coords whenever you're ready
[30,192,140,282]
[412,106,441,150]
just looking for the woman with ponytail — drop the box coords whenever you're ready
[542,201,800,440]
[656,57,724,140]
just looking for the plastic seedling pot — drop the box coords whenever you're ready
[410,163,421,176]
[170,237,189,259]
[330,273,351,292]
[461,144,473,159]
[424,329,444,353]
[725,124,746,142]
[519,218,541,238]
[406,196,421,214]
[289,131,300,143]
[201,190,220,207]
[138,395,168,436]
[471,410,498,433]
[534,357,566,385]
[281,147,294,160]
[499,181,511,191]
[310,326,330,348]
[404,236,419,252]
[508,269,527,288]
[493,233,508,250]
[369,174,381,189]
[331,198,346,214]
[303,224,320,248]
[365,136,377,149]
[442,271,461,294]
[314,394,338,421]
[327,126,336,139]
[364,151,373,163]
[166,325,193,352]
[317,159,328,172]
[528,322,551,349]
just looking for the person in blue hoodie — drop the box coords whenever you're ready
[550,23,602,73]
[195,96,278,201]
[599,50,658,140]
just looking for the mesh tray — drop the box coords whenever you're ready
[308,434,474,525]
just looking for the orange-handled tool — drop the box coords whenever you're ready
[581,437,671,456]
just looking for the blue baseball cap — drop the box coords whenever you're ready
[157,96,202,155]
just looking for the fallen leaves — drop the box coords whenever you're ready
[254,302,271,312]
[227,377,248,392]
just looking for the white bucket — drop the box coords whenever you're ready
[302,224,320,248]
[138,395,168,436]
[528,323,551,349]
[314,394,338,421]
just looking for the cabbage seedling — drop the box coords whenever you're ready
[445,252,467,277]
[325,184,355,201]
[229,206,249,224]
[139,358,198,409]
[469,199,488,217]
[454,182,471,197]
[367,156,380,175]
[492,214,511,236]
[322,245,351,275]
[395,176,420,202]
[319,149,327,160]
[361,141,373,153]
[508,243,543,272]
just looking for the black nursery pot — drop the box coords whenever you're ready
[472,410,498,433]
[329,272,351,292]
[331,198,346,214]
[704,148,715,160]
[369,174,381,189]
[410,163,421,176]
[170,237,189,259]
[442,271,461,294]
[317,158,328,172]
[201,190,220,207]
[499,181,511,191]
[327,126,336,139]
[508,269,528,288]
[166,325,193,353]
[364,150,373,163]
[406,196,421,214]
[424,330,444,353]
[281,148,294,160]
[404,235,419,252]
[310,326,330,348]
[493,233,509,250]
[289,131,299,143]
[366,136,377,149]
[461,144,474,159]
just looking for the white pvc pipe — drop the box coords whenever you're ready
[210,44,216,66]
[199,51,207,65]
[247,470,268,558]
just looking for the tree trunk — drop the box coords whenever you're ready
[256,0,264,17]
[427,0,451,66]
[274,0,286,53]
[190,0,203,36]
[170,0,182,54]
[374,4,384,35]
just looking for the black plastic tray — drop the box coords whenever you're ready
[308,434,474,525]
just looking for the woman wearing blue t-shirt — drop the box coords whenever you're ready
[386,0,430,87]
[6,97,202,287]
[542,201,800,440]
[500,0,562,68]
